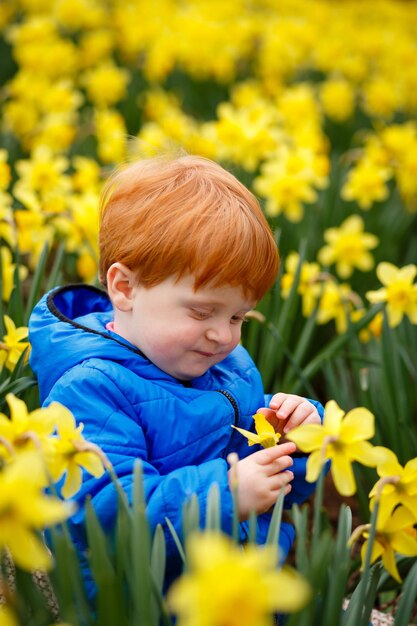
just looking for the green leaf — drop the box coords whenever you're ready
[290,505,309,574]
[321,505,352,626]
[49,527,91,626]
[85,498,128,626]
[150,524,167,625]
[182,493,200,541]
[394,559,417,626]
[266,487,285,552]
[24,241,49,323]
[131,461,153,626]
[165,517,186,566]
[205,482,221,531]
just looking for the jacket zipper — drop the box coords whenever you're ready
[216,389,239,427]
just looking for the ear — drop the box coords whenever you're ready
[107,263,137,312]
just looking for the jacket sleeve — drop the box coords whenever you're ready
[45,364,235,569]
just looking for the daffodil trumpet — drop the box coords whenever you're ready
[232,412,281,448]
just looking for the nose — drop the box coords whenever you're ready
[205,322,233,346]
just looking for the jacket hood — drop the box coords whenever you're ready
[29,284,162,403]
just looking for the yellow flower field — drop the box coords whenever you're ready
[0,1,417,625]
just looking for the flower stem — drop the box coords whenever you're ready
[312,463,326,547]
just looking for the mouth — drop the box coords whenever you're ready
[194,350,216,357]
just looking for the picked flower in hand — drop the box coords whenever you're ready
[232,413,281,448]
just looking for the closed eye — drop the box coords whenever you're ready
[231,315,247,323]
[190,309,212,320]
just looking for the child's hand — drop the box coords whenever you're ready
[258,393,321,437]
[228,442,296,521]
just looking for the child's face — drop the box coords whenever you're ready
[118,275,254,380]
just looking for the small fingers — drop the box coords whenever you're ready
[269,469,294,490]
[266,455,294,476]
[269,394,320,433]
[255,442,296,465]
[282,404,320,433]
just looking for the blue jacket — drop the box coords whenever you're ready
[29,284,323,595]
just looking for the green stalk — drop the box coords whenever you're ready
[292,304,383,395]
[205,482,221,531]
[266,486,285,551]
[226,452,240,543]
[343,499,380,626]
[394,559,417,626]
[311,463,326,547]
[0,246,4,336]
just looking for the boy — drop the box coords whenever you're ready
[29,155,322,596]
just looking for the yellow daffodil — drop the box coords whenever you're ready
[0,394,61,460]
[167,532,311,626]
[82,62,130,108]
[318,215,379,279]
[287,400,381,496]
[316,281,354,335]
[341,158,392,210]
[1,247,27,303]
[94,108,127,163]
[214,100,281,172]
[254,146,322,222]
[362,77,399,120]
[71,156,101,193]
[369,448,417,526]
[232,413,281,448]
[360,506,417,583]
[0,316,30,372]
[49,405,108,498]
[281,252,322,317]
[320,78,356,122]
[366,262,417,327]
[14,146,70,196]
[0,451,73,571]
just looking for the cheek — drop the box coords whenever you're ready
[232,326,243,346]
[147,323,197,356]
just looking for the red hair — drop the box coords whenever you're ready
[99,155,279,301]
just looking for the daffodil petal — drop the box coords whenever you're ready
[265,567,311,612]
[323,400,344,434]
[232,426,260,446]
[382,547,401,583]
[3,315,15,335]
[6,393,29,429]
[7,527,52,571]
[331,454,356,496]
[75,451,105,477]
[377,262,398,286]
[366,288,387,303]
[254,413,275,436]
[342,407,374,442]
[398,264,417,283]
[386,304,403,327]
[389,506,416,531]
[305,450,323,482]
[391,532,417,557]
[286,424,324,452]
[23,494,72,526]
[61,464,82,498]
[375,492,399,528]
[349,441,380,467]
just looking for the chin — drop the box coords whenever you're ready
[177,366,209,380]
